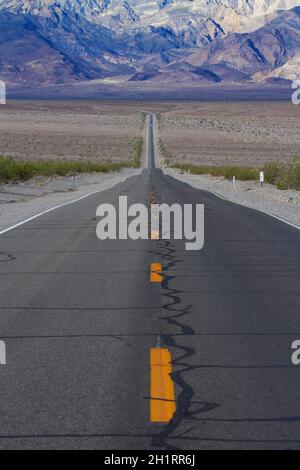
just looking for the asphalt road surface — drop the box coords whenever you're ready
[0,115,300,450]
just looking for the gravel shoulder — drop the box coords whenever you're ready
[164,168,300,228]
[0,169,140,233]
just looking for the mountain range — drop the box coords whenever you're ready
[0,0,300,94]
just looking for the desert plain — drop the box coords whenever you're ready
[0,100,299,168]
[0,100,144,163]
[157,101,300,167]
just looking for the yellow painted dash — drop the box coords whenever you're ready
[150,263,163,282]
[150,348,176,423]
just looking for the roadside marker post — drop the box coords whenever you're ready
[260,171,265,187]
[232,176,237,191]
[0,341,6,365]
[71,175,76,191]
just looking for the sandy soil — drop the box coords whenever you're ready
[0,100,144,163]
[1,100,299,169]
[158,101,300,167]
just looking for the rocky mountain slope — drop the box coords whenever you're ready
[0,0,299,89]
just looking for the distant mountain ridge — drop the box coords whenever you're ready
[0,0,300,90]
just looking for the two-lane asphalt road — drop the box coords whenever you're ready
[1,115,300,449]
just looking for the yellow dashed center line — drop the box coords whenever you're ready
[150,262,163,282]
[150,348,176,423]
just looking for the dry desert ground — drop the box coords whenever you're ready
[157,101,300,167]
[0,100,299,168]
[0,100,145,163]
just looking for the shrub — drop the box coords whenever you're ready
[172,163,257,181]
[0,156,137,183]
[263,161,281,185]
[133,137,143,168]
[172,158,300,191]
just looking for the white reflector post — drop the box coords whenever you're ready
[0,341,6,365]
[260,171,264,187]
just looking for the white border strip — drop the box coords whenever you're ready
[0,177,127,237]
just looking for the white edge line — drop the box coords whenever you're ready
[165,170,300,232]
[0,177,127,237]
[211,191,300,231]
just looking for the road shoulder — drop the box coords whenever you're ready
[0,169,140,234]
[164,168,300,229]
